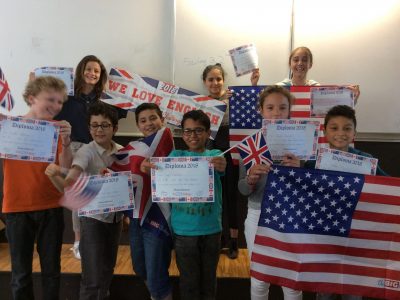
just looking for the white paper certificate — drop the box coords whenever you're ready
[310,87,354,117]
[315,147,378,175]
[229,44,259,77]
[78,171,134,216]
[35,67,74,96]
[0,115,59,162]
[150,157,214,203]
[262,119,320,160]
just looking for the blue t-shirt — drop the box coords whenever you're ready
[169,149,224,236]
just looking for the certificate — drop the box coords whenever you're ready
[0,114,59,162]
[78,171,134,216]
[35,67,74,96]
[150,156,214,203]
[315,147,378,175]
[262,119,320,160]
[310,87,354,117]
[229,44,259,77]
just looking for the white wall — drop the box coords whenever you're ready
[293,0,400,134]
[174,0,293,94]
[0,0,173,134]
[1,0,400,136]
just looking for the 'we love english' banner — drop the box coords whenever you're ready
[101,68,226,139]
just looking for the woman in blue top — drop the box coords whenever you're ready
[54,55,126,259]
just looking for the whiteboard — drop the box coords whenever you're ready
[2,0,400,137]
[175,0,400,136]
[174,0,293,94]
[0,0,174,135]
[293,0,400,134]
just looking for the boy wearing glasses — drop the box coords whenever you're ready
[169,110,226,300]
[46,101,123,299]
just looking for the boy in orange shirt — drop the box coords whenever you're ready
[2,76,72,299]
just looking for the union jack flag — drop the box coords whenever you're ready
[229,85,327,162]
[0,68,15,111]
[61,173,102,211]
[252,165,400,299]
[110,127,174,239]
[102,68,226,140]
[174,87,226,139]
[236,130,272,173]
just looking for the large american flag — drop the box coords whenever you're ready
[251,165,400,299]
[0,68,15,111]
[110,127,174,239]
[229,86,327,162]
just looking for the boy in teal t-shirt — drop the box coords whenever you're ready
[169,110,226,300]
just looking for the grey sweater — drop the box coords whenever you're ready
[238,160,268,210]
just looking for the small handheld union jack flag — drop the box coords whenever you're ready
[236,130,273,173]
[0,68,15,111]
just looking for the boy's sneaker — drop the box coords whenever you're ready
[70,241,81,260]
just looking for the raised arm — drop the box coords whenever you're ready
[57,120,73,168]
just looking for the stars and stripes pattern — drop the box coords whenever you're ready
[251,165,400,299]
[0,68,15,111]
[236,130,272,173]
[110,127,174,239]
[229,85,327,162]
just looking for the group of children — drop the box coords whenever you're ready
[1,48,386,300]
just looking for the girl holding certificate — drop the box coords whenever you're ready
[238,86,302,300]
[202,63,239,259]
[54,55,127,260]
[250,47,360,101]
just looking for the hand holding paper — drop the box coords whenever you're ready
[229,44,259,77]
[250,68,260,86]
[247,163,271,185]
[210,156,226,172]
[281,153,301,167]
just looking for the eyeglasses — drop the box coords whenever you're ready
[182,128,206,136]
[89,123,112,130]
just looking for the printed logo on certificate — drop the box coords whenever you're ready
[34,67,74,96]
[229,44,259,77]
[316,147,378,175]
[78,171,134,217]
[150,156,214,203]
[310,87,354,117]
[262,119,320,160]
[0,114,59,162]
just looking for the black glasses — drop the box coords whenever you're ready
[182,128,206,136]
[89,123,112,130]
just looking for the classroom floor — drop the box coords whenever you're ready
[0,243,250,278]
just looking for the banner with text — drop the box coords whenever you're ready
[101,68,226,139]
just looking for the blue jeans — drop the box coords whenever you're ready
[129,218,172,300]
[174,232,221,300]
[5,208,64,300]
